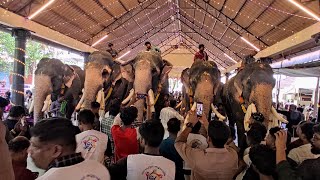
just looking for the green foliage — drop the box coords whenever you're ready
[0,31,54,75]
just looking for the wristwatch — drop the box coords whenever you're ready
[186,122,193,128]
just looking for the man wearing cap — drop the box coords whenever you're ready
[106,43,118,58]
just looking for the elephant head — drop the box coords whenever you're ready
[81,52,114,109]
[33,58,83,122]
[186,61,222,120]
[233,62,276,128]
[122,51,172,122]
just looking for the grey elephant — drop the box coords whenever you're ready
[179,61,224,120]
[121,51,172,122]
[78,51,133,112]
[222,61,284,149]
[33,58,85,122]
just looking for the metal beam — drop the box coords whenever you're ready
[93,0,115,18]
[0,7,97,53]
[87,0,159,44]
[180,14,242,61]
[192,0,269,46]
[14,0,34,14]
[181,32,228,68]
[244,0,276,29]
[117,16,173,53]
[258,10,299,39]
[231,0,248,20]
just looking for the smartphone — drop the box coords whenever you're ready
[136,93,146,99]
[196,102,203,117]
[281,122,287,130]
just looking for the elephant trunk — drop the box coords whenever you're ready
[133,61,152,122]
[83,68,103,109]
[251,84,273,127]
[193,73,214,119]
[33,75,52,123]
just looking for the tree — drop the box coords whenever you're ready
[0,31,54,76]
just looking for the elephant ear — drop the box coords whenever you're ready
[63,65,76,88]
[234,75,243,98]
[160,60,173,83]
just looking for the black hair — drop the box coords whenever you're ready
[269,127,281,139]
[249,144,276,176]
[145,41,151,46]
[300,122,315,142]
[167,118,180,134]
[247,122,267,145]
[0,97,9,108]
[109,99,121,116]
[169,99,177,108]
[30,118,78,151]
[78,109,95,125]
[120,106,138,126]
[208,121,230,148]
[191,121,201,134]
[139,120,164,147]
[9,106,26,118]
[8,136,30,153]
[108,43,113,47]
[91,101,100,109]
[198,44,204,49]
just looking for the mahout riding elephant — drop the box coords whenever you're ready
[121,51,172,122]
[179,61,225,120]
[222,60,285,149]
[33,58,85,122]
[76,51,134,114]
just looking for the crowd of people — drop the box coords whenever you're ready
[0,89,320,180]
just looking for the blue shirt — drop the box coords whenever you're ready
[160,137,184,180]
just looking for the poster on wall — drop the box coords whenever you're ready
[0,72,10,96]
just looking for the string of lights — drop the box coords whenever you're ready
[85,0,171,43]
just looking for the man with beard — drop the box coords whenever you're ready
[276,124,320,180]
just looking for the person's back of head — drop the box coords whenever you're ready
[9,105,25,118]
[300,122,315,143]
[109,99,121,116]
[169,99,177,108]
[91,101,100,110]
[208,121,230,148]
[139,120,164,148]
[120,106,138,126]
[247,122,267,146]
[249,144,276,177]
[9,136,30,161]
[78,109,95,125]
[191,121,201,134]
[167,118,180,134]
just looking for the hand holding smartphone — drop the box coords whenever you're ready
[196,102,203,117]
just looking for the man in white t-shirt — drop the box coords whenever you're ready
[108,120,175,180]
[160,99,184,139]
[28,118,110,180]
[76,109,109,163]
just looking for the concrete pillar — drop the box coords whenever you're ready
[11,28,31,106]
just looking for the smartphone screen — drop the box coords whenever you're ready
[281,123,287,129]
[196,102,203,116]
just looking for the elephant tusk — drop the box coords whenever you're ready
[251,103,257,113]
[148,89,155,112]
[76,89,85,111]
[244,103,254,131]
[96,88,105,110]
[41,94,51,112]
[190,102,197,111]
[271,106,288,123]
[122,89,134,104]
[29,99,34,114]
[211,103,226,121]
[175,101,182,109]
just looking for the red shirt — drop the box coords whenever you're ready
[12,161,38,180]
[111,125,139,161]
[194,51,208,61]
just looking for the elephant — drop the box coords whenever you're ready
[77,51,134,113]
[121,51,172,122]
[222,61,284,149]
[33,58,85,122]
[179,61,224,120]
